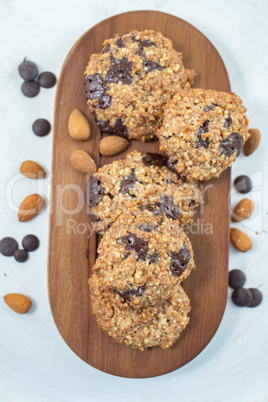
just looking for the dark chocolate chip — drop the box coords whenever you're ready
[14,249,28,263]
[203,103,217,112]
[136,40,155,55]
[106,56,132,85]
[167,159,179,174]
[113,118,128,138]
[232,287,253,307]
[138,222,155,232]
[32,119,51,137]
[170,244,191,277]
[188,199,196,207]
[148,253,158,263]
[139,204,161,216]
[142,153,168,168]
[84,177,105,208]
[142,59,162,73]
[196,120,210,148]
[21,81,40,97]
[22,235,39,252]
[248,288,262,307]
[234,175,252,194]
[115,285,146,302]
[220,133,244,157]
[196,133,209,149]
[0,237,18,257]
[97,120,114,133]
[88,212,101,222]
[18,59,38,81]
[159,196,179,220]
[229,269,246,289]
[120,169,137,196]
[84,73,111,109]
[224,117,232,129]
[119,233,149,261]
[115,38,125,48]
[122,252,131,261]
[102,44,110,54]
[38,72,56,88]
[97,118,128,138]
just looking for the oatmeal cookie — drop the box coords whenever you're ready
[156,88,250,181]
[89,211,195,309]
[84,30,195,141]
[90,282,191,350]
[84,150,201,233]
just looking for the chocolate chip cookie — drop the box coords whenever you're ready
[84,30,195,141]
[90,283,191,350]
[89,210,195,309]
[156,88,250,181]
[84,150,201,233]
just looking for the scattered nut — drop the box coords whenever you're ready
[243,128,261,156]
[231,198,254,222]
[18,194,45,222]
[20,160,46,179]
[70,150,97,173]
[230,228,252,253]
[4,293,32,314]
[68,109,91,140]
[99,135,129,156]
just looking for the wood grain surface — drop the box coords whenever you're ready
[48,11,231,378]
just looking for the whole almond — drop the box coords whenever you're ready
[4,293,32,314]
[18,194,45,222]
[70,150,97,173]
[20,160,46,179]
[232,198,254,222]
[99,135,129,156]
[230,228,252,252]
[68,109,91,141]
[243,128,261,156]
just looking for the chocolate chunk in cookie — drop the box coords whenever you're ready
[114,285,146,301]
[119,233,149,261]
[84,73,111,109]
[142,153,168,168]
[106,55,132,85]
[220,132,244,157]
[170,244,191,277]
[84,177,105,208]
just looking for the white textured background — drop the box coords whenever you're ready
[0,0,268,401]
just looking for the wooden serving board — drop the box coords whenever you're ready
[48,11,230,378]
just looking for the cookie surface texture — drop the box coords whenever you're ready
[156,88,249,181]
[84,30,195,141]
[84,151,201,232]
[89,211,195,309]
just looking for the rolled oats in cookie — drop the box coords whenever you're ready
[156,88,250,182]
[90,282,191,350]
[89,211,195,309]
[84,150,201,232]
[84,30,196,141]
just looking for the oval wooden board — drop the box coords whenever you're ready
[48,11,230,378]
